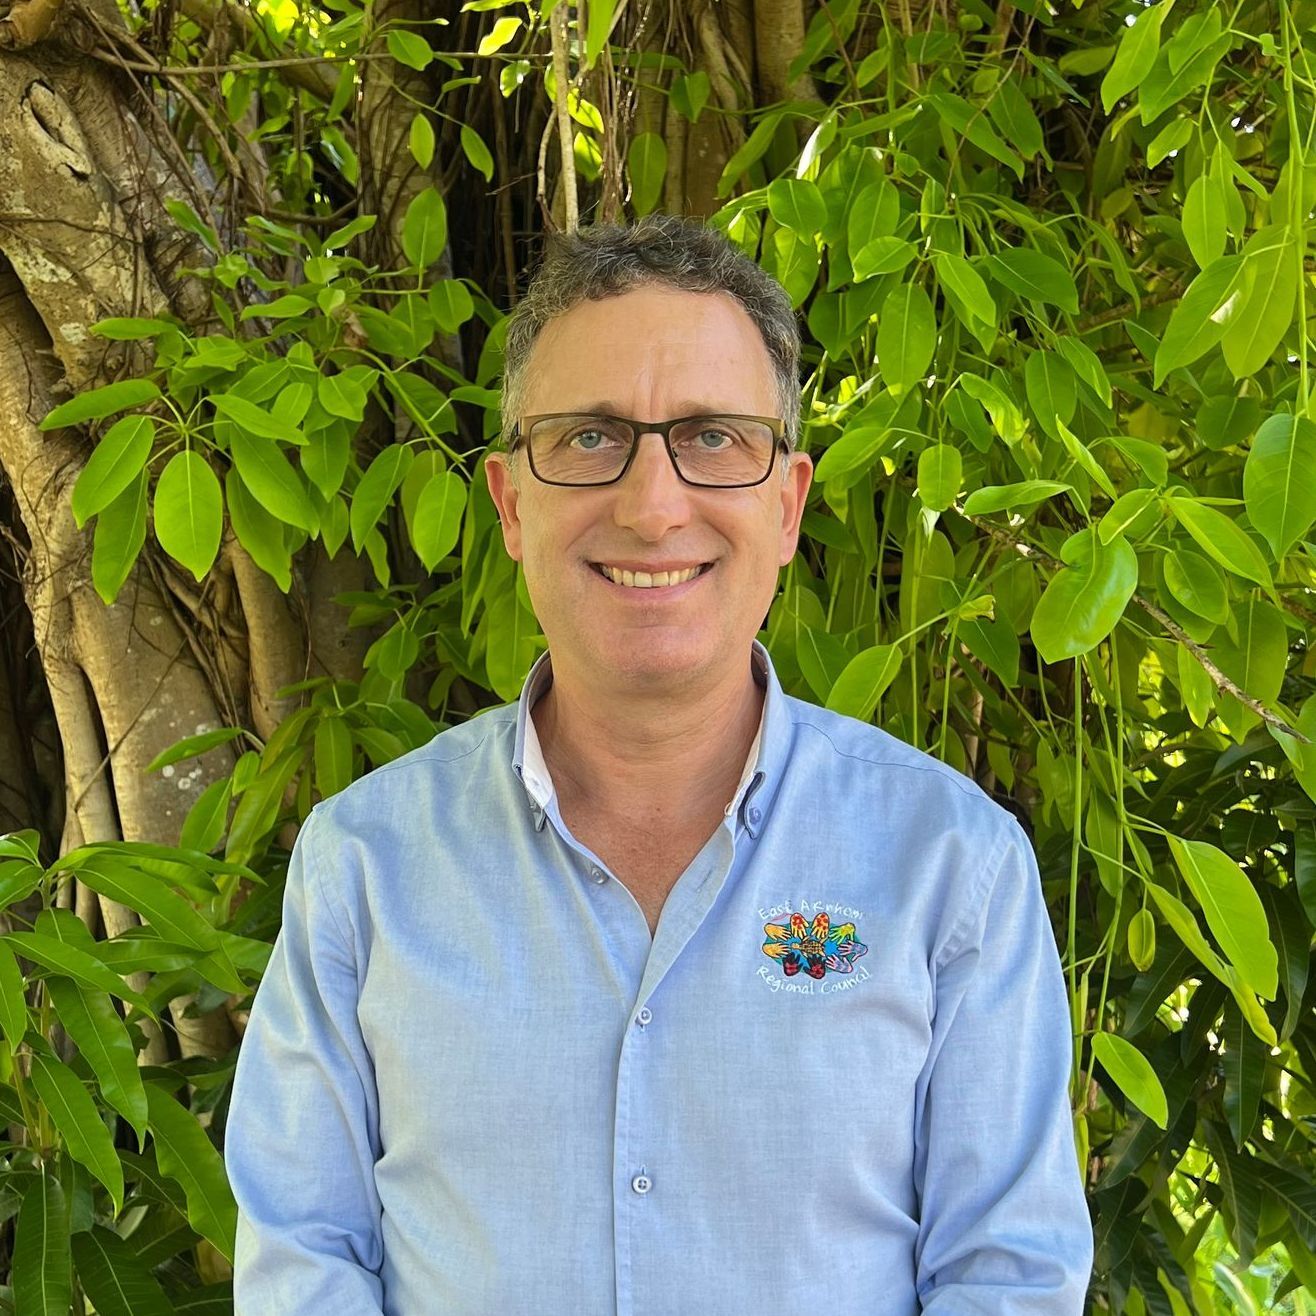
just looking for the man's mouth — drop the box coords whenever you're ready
[589,562,715,589]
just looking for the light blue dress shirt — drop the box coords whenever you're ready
[225,639,1094,1314]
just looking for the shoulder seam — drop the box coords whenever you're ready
[933,819,1019,970]
[299,805,355,951]
[792,716,995,804]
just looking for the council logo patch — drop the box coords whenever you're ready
[762,910,868,980]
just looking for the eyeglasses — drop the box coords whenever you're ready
[509,413,788,488]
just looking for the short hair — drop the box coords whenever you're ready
[498,214,801,465]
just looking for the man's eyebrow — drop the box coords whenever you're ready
[569,402,740,416]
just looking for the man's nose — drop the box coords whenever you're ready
[611,430,693,537]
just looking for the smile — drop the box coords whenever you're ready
[590,562,714,589]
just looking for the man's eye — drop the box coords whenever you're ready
[569,429,616,450]
[689,428,734,450]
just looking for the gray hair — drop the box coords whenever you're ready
[498,214,801,473]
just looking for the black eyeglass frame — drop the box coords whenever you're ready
[508,412,789,489]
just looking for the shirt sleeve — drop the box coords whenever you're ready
[225,806,386,1315]
[912,817,1094,1313]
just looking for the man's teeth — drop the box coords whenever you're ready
[599,564,704,588]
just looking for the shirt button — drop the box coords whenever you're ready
[636,1007,653,1026]
[631,1173,652,1194]
[748,806,762,825]
[590,867,607,884]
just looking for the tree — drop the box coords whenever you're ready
[0,0,1313,1308]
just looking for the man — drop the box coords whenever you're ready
[225,214,1094,1313]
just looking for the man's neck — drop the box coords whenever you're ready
[531,657,764,830]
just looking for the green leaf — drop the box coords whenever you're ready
[1101,0,1171,112]
[1147,116,1192,168]
[717,108,786,197]
[1242,413,1316,560]
[1183,172,1227,269]
[1128,908,1156,971]
[1163,549,1228,622]
[583,0,615,68]
[984,74,1044,159]
[1024,350,1077,441]
[628,132,667,216]
[846,179,900,257]
[228,430,317,534]
[0,933,156,1017]
[318,372,367,422]
[92,470,147,604]
[145,1082,237,1261]
[41,378,161,430]
[1222,1002,1266,1148]
[917,444,962,512]
[1153,254,1248,385]
[767,178,828,236]
[180,777,232,854]
[962,480,1071,516]
[1030,528,1137,663]
[43,975,147,1144]
[226,469,293,592]
[70,415,155,529]
[670,70,711,124]
[1167,496,1272,589]
[1056,336,1114,408]
[12,1171,71,1316]
[1167,836,1278,1000]
[89,317,171,341]
[323,214,377,251]
[314,717,354,799]
[876,283,935,393]
[1092,1033,1168,1128]
[851,237,916,281]
[0,940,29,1051]
[1099,488,1159,544]
[212,392,299,443]
[932,253,996,330]
[477,14,522,56]
[351,445,415,552]
[428,281,474,336]
[461,124,494,182]
[402,188,448,267]
[72,853,221,952]
[484,583,539,701]
[409,112,435,169]
[410,468,466,570]
[925,92,1024,180]
[814,423,895,484]
[824,644,902,721]
[1222,226,1299,379]
[1140,30,1232,124]
[387,28,432,70]
[28,1044,125,1214]
[71,1225,175,1316]
[145,726,242,774]
[153,450,222,581]
[1211,597,1288,728]
[983,247,1079,314]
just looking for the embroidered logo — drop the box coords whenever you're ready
[762,910,868,980]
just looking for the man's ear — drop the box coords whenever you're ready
[483,453,524,562]
[777,451,814,566]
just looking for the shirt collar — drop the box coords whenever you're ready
[510,638,789,838]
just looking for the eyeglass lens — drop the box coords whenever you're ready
[526,415,776,486]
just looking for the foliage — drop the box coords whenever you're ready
[1,0,1316,1309]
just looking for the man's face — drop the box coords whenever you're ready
[484,285,813,695]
